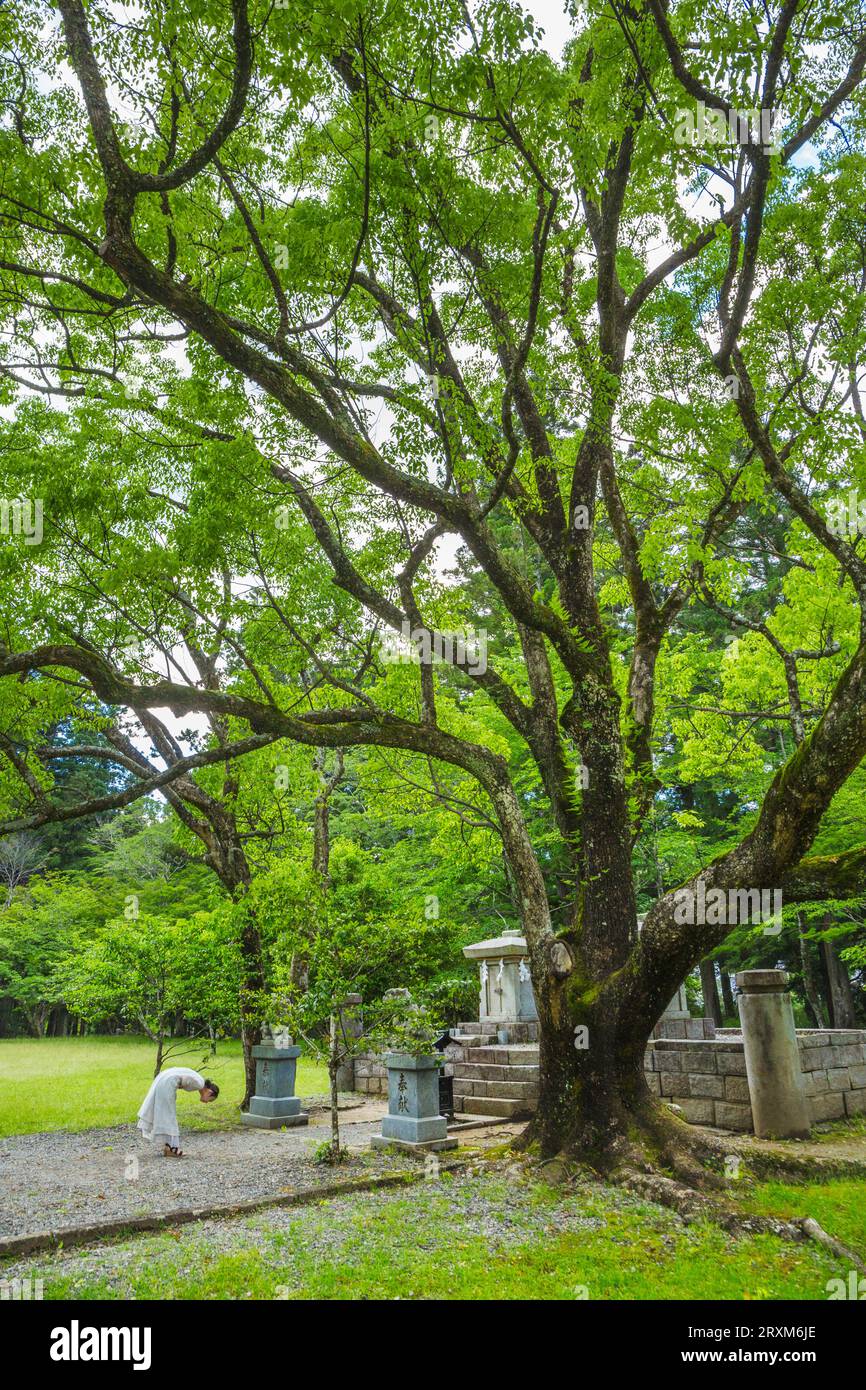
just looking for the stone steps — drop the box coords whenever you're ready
[454,1096,531,1118]
[452,1062,538,1081]
[464,1045,539,1065]
[454,1077,538,1102]
[449,1041,540,1119]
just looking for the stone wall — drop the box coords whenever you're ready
[645,1029,866,1131]
[353,1054,388,1096]
[355,1018,866,1135]
[796,1030,866,1123]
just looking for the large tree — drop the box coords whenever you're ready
[1,0,866,1167]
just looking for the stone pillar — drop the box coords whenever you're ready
[736,969,811,1139]
[371,1053,458,1154]
[241,1043,309,1129]
[335,993,363,1092]
[662,983,690,1020]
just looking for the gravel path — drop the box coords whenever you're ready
[0,1100,407,1238]
[0,1164,619,1298]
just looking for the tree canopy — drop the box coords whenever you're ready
[1,0,865,1158]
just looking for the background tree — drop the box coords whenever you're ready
[61,911,243,1076]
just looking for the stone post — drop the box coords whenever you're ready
[736,969,811,1139]
[371,1053,458,1154]
[241,1042,309,1129]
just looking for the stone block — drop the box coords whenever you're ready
[660,1072,690,1098]
[807,1046,837,1071]
[654,1051,682,1072]
[724,1075,751,1103]
[680,1098,715,1125]
[716,1050,747,1075]
[714,1102,753,1132]
[809,1092,846,1122]
[645,1070,661,1094]
[835,1045,866,1068]
[479,1064,513,1081]
[457,1096,528,1117]
[371,1134,458,1155]
[849,1065,866,1089]
[686,1048,719,1072]
[687,1073,725,1100]
[827,1068,851,1092]
[844,1089,866,1118]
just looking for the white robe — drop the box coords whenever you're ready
[136,1067,205,1147]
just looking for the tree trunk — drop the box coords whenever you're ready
[231,890,265,1110]
[821,929,858,1028]
[154,1034,164,1077]
[798,912,826,1027]
[719,967,735,1020]
[328,1013,341,1161]
[699,958,723,1027]
[530,971,657,1161]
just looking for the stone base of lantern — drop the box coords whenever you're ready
[241,1102,309,1130]
[371,1133,458,1155]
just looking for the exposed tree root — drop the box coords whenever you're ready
[514,1104,866,1271]
[615,1165,866,1270]
[797,1216,866,1274]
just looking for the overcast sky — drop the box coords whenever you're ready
[524,0,573,59]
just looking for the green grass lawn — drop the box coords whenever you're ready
[735,1178,866,1262]
[6,1171,850,1301]
[0,1036,327,1137]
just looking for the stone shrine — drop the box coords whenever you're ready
[463,928,538,1024]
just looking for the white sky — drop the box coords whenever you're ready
[524,0,574,59]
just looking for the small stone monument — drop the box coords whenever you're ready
[463,929,538,1024]
[371,1053,458,1154]
[736,969,811,1139]
[241,1035,309,1130]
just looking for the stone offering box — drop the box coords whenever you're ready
[240,1044,309,1129]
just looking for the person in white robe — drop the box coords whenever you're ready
[136,1066,218,1156]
